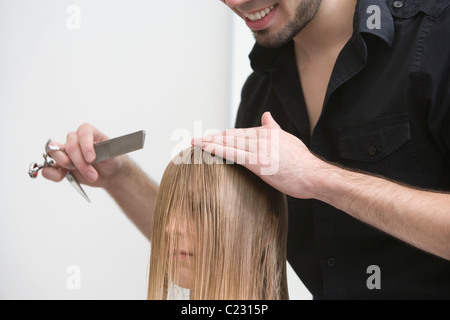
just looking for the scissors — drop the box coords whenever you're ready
[28,131,146,202]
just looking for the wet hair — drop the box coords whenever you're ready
[148,147,289,300]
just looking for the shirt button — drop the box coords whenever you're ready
[327,258,336,268]
[368,145,377,156]
[393,1,404,8]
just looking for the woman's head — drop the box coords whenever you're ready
[148,147,288,300]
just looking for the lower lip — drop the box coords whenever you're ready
[244,5,278,32]
[173,252,193,260]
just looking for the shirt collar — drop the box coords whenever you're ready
[249,0,450,73]
[355,0,395,47]
[387,0,450,19]
[249,0,396,74]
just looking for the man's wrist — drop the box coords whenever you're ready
[104,156,134,194]
[306,159,355,205]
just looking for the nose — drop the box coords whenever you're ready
[165,218,176,235]
[165,216,189,238]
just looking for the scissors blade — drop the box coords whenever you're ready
[93,130,146,163]
[66,172,91,203]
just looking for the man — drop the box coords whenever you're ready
[44,0,450,299]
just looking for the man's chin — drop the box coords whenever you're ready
[253,30,295,49]
[251,0,323,49]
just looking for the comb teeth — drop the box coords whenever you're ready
[93,130,146,163]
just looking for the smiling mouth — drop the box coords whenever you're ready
[242,5,276,22]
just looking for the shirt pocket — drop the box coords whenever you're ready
[337,113,411,165]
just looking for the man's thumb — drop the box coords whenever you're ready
[261,112,281,128]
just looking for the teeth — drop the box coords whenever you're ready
[244,5,275,22]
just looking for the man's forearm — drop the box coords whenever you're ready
[106,157,158,241]
[314,163,450,261]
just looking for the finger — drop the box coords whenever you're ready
[42,166,68,182]
[66,132,98,183]
[202,141,279,178]
[261,112,281,129]
[192,126,259,144]
[192,113,279,147]
[77,123,109,163]
[192,128,260,151]
[201,142,250,166]
[46,141,76,170]
[211,128,259,139]
[219,134,259,154]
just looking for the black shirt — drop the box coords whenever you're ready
[235,0,450,299]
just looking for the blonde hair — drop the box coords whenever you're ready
[148,147,289,300]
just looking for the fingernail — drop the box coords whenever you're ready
[86,170,97,182]
[85,152,95,163]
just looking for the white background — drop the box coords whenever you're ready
[0,0,311,300]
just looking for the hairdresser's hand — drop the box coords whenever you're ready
[42,123,130,190]
[192,112,327,199]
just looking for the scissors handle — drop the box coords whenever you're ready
[28,145,91,203]
[28,153,57,179]
[28,163,44,178]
